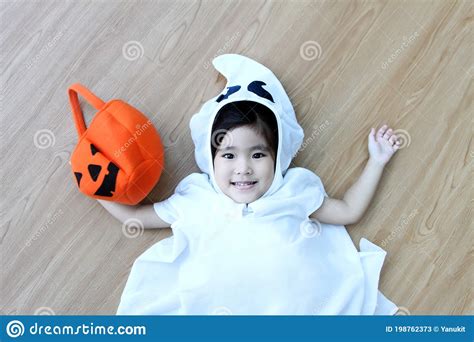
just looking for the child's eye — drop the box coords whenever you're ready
[252,153,266,159]
[222,153,234,159]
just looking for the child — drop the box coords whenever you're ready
[100,54,401,315]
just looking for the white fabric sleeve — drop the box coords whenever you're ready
[309,170,328,214]
[153,173,206,225]
[297,167,327,215]
[153,197,179,226]
[281,167,327,217]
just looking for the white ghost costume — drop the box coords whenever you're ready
[116,54,398,315]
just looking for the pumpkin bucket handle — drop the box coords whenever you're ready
[68,83,106,137]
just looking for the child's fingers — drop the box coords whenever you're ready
[377,124,388,138]
[391,135,402,151]
[383,128,393,140]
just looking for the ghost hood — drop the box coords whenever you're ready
[189,54,304,199]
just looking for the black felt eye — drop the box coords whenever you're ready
[247,81,274,103]
[88,164,102,181]
[216,85,241,103]
[215,81,274,104]
[90,144,98,155]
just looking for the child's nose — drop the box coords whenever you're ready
[234,159,253,175]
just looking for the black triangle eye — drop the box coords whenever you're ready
[74,172,83,187]
[216,85,241,103]
[91,144,99,155]
[248,81,274,103]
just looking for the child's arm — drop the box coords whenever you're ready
[311,124,402,225]
[97,200,170,229]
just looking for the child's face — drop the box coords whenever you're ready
[213,126,275,204]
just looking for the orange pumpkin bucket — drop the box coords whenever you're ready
[68,83,164,205]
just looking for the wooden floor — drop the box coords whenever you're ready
[1,0,472,315]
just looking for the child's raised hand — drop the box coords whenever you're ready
[368,124,401,166]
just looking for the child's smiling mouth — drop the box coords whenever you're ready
[230,181,258,190]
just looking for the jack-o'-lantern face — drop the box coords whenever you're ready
[73,143,119,198]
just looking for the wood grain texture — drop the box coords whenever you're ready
[0,0,472,315]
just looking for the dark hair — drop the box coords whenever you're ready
[211,101,278,162]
